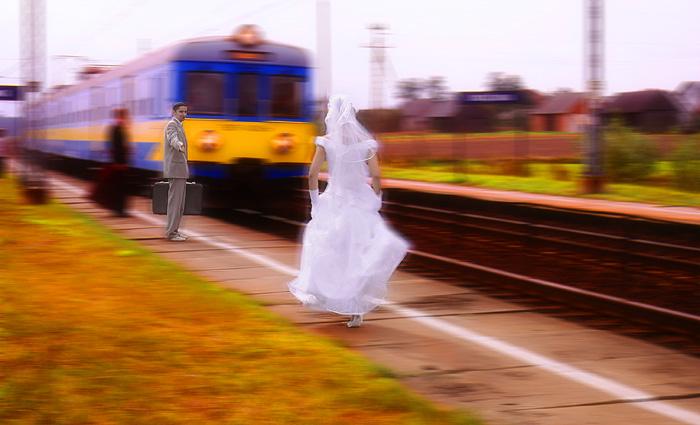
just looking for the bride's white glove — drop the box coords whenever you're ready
[309,189,320,218]
[309,189,320,208]
[374,190,383,210]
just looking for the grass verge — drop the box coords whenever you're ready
[0,176,481,425]
[381,161,700,207]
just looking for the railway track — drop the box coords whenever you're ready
[213,187,700,354]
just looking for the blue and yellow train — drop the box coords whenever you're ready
[27,25,315,183]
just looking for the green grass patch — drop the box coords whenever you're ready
[382,161,700,207]
[0,177,482,425]
[379,132,579,142]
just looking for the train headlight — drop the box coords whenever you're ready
[197,130,222,152]
[270,133,294,154]
[232,24,264,47]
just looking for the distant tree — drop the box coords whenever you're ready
[425,76,449,100]
[397,76,451,101]
[485,72,524,91]
[396,79,424,101]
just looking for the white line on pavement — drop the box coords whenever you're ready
[386,303,700,425]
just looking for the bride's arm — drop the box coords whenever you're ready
[368,155,381,195]
[308,146,326,190]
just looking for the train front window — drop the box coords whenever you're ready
[237,74,258,117]
[185,72,225,115]
[271,76,303,119]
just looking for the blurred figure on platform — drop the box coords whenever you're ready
[90,108,131,217]
[0,128,7,176]
[288,95,409,328]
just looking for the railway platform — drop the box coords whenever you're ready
[376,176,700,226]
[39,170,700,425]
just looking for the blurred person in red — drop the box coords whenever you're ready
[90,108,132,217]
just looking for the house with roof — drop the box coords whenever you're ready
[675,82,700,126]
[399,97,497,133]
[399,90,544,133]
[529,92,588,132]
[399,98,435,131]
[675,82,700,112]
[603,89,684,133]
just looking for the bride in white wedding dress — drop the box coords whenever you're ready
[288,95,409,328]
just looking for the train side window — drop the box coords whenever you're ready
[270,75,303,119]
[237,73,258,117]
[185,72,224,115]
[162,74,169,116]
[150,76,159,117]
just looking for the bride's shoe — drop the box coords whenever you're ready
[346,315,363,328]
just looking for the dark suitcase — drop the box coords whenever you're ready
[152,181,203,215]
[89,164,128,211]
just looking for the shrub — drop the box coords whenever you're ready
[603,119,659,182]
[496,159,531,177]
[549,164,571,181]
[670,136,700,191]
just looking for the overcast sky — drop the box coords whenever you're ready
[1,0,699,116]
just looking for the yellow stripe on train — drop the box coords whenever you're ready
[43,119,316,165]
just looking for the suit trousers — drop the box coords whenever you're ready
[166,178,186,237]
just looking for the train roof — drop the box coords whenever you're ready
[175,37,309,66]
[37,35,311,102]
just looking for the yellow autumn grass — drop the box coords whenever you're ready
[0,177,482,425]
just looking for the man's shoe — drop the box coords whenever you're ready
[174,232,189,240]
[167,234,187,242]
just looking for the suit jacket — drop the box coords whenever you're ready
[163,118,189,179]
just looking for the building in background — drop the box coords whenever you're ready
[603,89,685,133]
[426,99,459,133]
[398,97,494,133]
[397,90,543,133]
[398,98,434,132]
[529,92,588,132]
[675,81,700,129]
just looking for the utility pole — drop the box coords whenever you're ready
[583,0,605,193]
[364,24,390,109]
[20,0,48,203]
[315,0,331,103]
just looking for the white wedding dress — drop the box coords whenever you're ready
[288,97,409,315]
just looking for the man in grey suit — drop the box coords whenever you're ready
[164,102,189,241]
